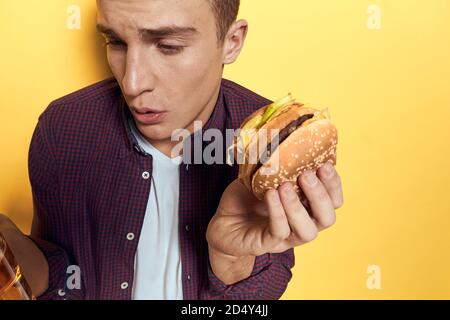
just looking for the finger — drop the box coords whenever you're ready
[296,186,310,209]
[316,162,344,209]
[278,182,318,243]
[264,188,291,242]
[298,171,336,230]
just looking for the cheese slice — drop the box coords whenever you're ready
[301,108,329,127]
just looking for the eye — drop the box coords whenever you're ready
[104,39,126,49]
[157,43,184,55]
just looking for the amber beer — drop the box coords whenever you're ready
[0,233,34,300]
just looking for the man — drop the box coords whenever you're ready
[0,0,343,299]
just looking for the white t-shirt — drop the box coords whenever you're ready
[130,122,183,300]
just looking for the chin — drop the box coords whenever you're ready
[135,123,173,142]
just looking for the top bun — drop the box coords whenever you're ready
[237,102,338,200]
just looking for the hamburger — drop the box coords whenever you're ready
[227,93,338,201]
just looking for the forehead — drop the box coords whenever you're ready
[96,0,214,32]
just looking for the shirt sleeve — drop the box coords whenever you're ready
[28,116,85,300]
[201,248,295,300]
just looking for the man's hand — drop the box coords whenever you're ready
[0,213,49,297]
[206,161,343,284]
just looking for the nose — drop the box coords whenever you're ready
[121,46,155,99]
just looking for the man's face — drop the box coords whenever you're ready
[96,0,227,145]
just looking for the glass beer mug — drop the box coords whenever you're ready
[0,233,34,300]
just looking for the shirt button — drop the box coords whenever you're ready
[121,282,129,290]
[185,225,189,232]
[187,274,191,281]
[126,233,135,241]
[57,289,66,297]
[142,171,150,180]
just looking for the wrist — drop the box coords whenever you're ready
[208,245,256,285]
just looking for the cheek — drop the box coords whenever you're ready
[165,56,213,87]
[165,41,221,83]
[162,49,221,102]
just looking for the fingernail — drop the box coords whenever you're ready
[303,171,317,186]
[271,189,281,204]
[283,183,296,199]
[323,162,334,176]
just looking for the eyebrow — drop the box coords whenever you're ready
[96,23,199,39]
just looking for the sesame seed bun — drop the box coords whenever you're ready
[237,103,338,200]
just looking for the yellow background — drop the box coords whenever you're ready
[1,0,449,299]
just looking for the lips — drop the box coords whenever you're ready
[132,106,165,114]
[131,107,167,125]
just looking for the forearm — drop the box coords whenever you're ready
[0,214,49,297]
[208,244,256,285]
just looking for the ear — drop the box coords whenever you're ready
[222,19,248,65]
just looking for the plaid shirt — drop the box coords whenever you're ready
[28,77,295,300]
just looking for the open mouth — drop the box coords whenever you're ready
[135,110,160,115]
[132,108,167,125]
